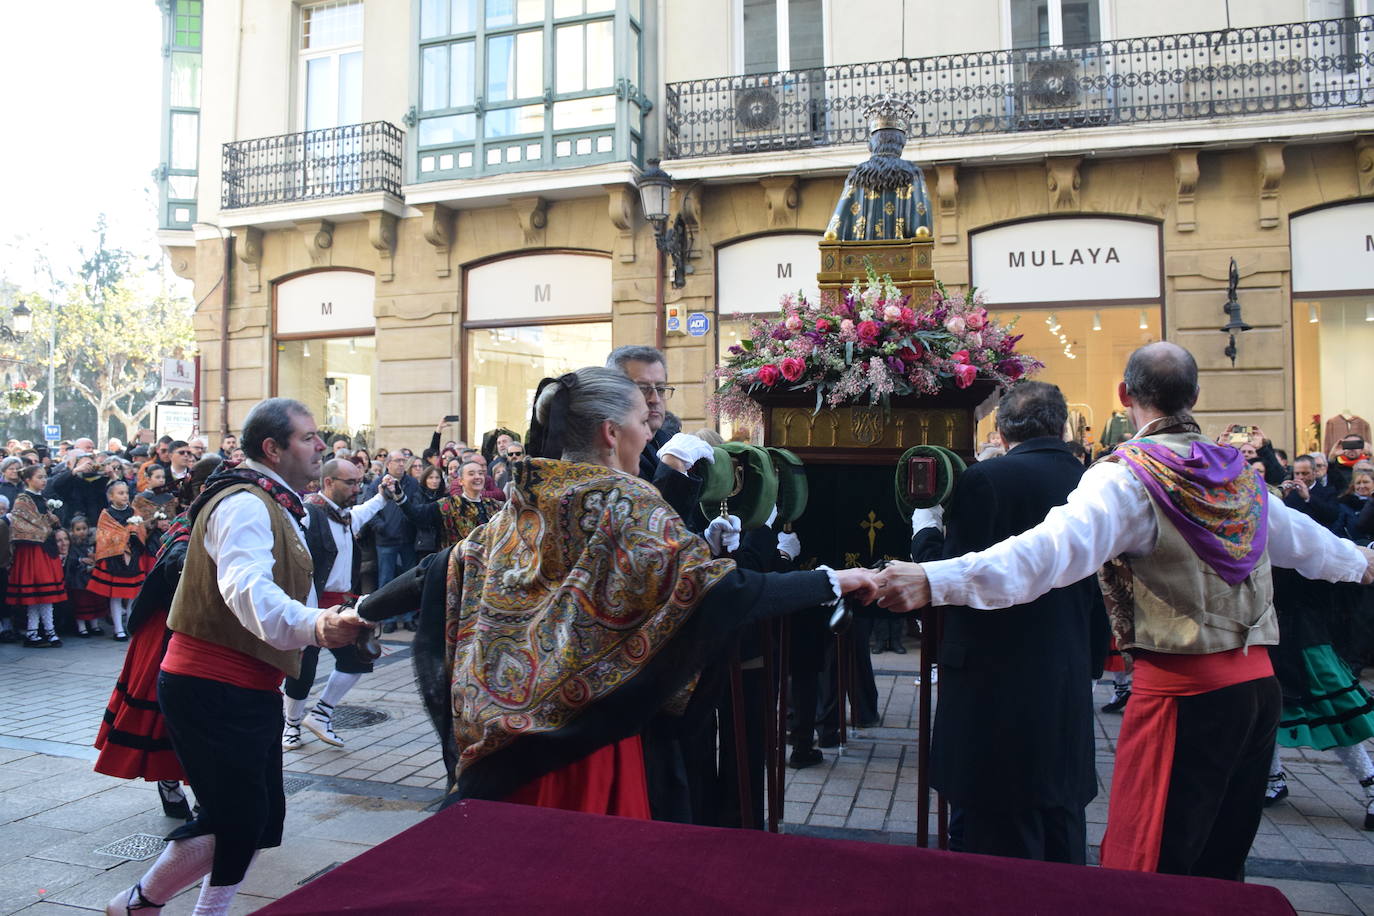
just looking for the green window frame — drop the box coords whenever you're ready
[158,0,202,230]
[414,0,648,180]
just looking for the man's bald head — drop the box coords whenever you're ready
[321,456,364,506]
[1122,342,1199,416]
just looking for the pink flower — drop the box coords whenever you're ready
[779,357,806,382]
[950,349,971,364]
[815,318,832,332]
[965,308,988,331]
[944,315,966,336]
[883,304,903,321]
[784,314,803,332]
[952,363,978,388]
[856,320,883,345]
[968,331,984,349]
[840,319,855,333]
[756,364,781,387]
[899,307,915,324]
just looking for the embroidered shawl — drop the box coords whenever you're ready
[443,457,734,778]
[94,505,146,563]
[435,495,501,549]
[9,491,56,545]
[1110,429,1268,586]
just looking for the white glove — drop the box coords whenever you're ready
[766,505,778,528]
[705,514,741,556]
[777,530,801,560]
[911,504,945,534]
[658,433,715,468]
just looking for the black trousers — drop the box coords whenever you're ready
[281,643,374,701]
[158,672,286,886]
[1157,676,1280,881]
[957,804,1088,865]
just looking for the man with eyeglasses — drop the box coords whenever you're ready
[168,440,196,481]
[607,345,731,825]
[282,458,388,751]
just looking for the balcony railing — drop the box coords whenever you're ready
[222,120,403,210]
[665,16,1374,159]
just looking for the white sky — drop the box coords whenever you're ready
[0,0,173,296]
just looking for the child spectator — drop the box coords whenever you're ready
[10,464,67,647]
[89,480,148,640]
[65,514,104,636]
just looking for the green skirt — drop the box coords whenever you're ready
[1277,643,1374,750]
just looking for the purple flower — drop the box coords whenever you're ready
[770,325,792,341]
[886,356,906,374]
[728,345,743,355]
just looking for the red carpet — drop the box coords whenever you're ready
[257,800,1296,915]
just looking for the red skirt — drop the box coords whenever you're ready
[10,542,67,605]
[504,735,651,818]
[88,561,146,599]
[94,608,186,782]
[72,589,107,622]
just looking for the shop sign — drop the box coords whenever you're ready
[466,253,611,322]
[687,313,710,337]
[1291,201,1374,294]
[717,233,821,314]
[276,271,375,335]
[970,218,1161,305]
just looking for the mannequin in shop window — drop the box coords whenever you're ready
[1324,411,1371,456]
[1100,411,1136,450]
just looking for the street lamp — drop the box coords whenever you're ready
[636,158,692,289]
[1220,257,1252,368]
[0,300,32,343]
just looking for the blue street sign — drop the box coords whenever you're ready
[43,424,61,442]
[686,312,710,337]
[666,316,681,333]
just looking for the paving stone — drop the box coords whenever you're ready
[805,814,847,828]
[1329,838,1374,866]
[1247,877,1361,915]
[811,795,852,817]
[845,808,886,830]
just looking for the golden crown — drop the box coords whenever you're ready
[865,97,914,134]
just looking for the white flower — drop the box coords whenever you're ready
[47,499,63,510]
[128,515,144,526]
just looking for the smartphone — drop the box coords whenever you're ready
[442,415,461,424]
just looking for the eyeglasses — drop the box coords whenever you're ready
[174,449,193,457]
[637,384,676,400]
[505,450,524,458]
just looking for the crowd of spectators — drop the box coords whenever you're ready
[0,420,525,645]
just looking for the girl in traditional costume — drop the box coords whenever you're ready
[95,456,221,820]
[66,515,106,637]
[11,464,67,647]
[355,367,873,815]
[89,480,148,640]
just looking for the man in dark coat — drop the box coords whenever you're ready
[910,380,1108,864]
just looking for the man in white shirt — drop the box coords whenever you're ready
[283,458,387,750]
[873,343,1374,880]
[109,398,367,916]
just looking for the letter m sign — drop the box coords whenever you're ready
[534,284,552,303]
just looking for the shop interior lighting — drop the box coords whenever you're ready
[302,342,311,358]
[1092,311,1102,331]
[1366,304,1374,322]
[1138,311,1148,330]
[1047,313,1061,333]
[1309,304,1319,324]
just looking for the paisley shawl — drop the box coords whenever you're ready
[94,506,146,563]
[435,495,501,550]
[1109,430,1267,586]
[9,491,56,545]
[442,457,734,779]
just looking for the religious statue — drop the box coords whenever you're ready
[824,98,932,242]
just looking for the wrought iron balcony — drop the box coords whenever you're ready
[221,120,403,210]
[665,16,1374,159]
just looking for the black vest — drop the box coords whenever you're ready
[303,502,361,597]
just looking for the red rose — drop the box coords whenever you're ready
[815,318,832,332]
[898,344,924,362]
[952,363,978,388]
[756,364,781,386]
[856,320,883,345]
[950,349,971,364]
[779,356,806,382]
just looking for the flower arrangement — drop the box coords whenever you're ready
[711,264,1041,422]
[0,381,42,415]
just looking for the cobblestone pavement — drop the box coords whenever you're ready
[2,633,1373,914]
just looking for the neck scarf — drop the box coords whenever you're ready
[188,462,306,528]
[306,493,351,527]
[1110,416,1268,586]
[444,457,733,778]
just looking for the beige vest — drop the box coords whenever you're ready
[167,483,313,677]
[1103,433,1277,655]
